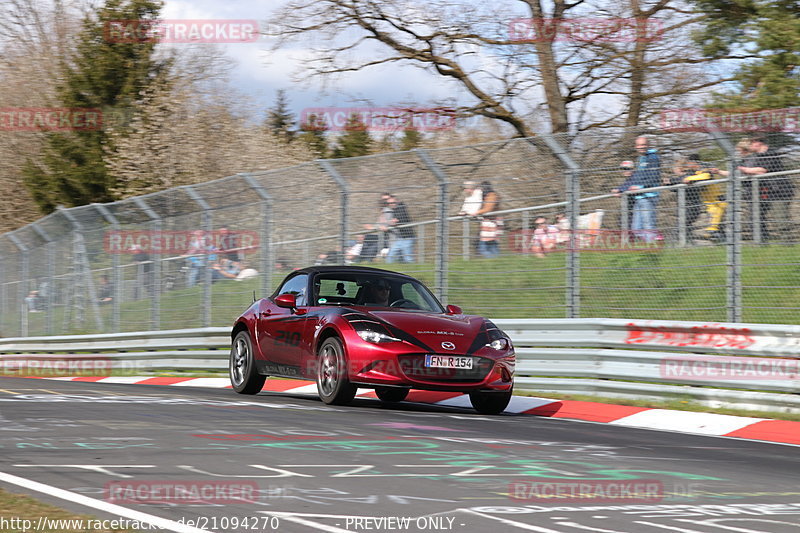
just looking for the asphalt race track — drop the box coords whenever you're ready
[1,377,799,533]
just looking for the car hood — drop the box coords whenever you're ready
[356,309,491,354]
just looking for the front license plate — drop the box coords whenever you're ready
[425,355,473,369]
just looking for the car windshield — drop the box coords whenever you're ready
[313,272,444,312]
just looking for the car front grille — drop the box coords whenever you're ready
[397,354,493,382]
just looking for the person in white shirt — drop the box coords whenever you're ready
[458,181,483,216]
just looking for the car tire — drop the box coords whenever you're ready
[375,386,410,403]
[316,337,357,405]
[230,329,266,394]
[469,388,512,415]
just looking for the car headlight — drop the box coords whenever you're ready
[487,338,509,350]
[351,321,401,344]
[357,329,401,343]
[484,320,511,350]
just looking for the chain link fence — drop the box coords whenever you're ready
[2,126,799,337]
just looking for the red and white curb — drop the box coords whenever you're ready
[35,376,800,446]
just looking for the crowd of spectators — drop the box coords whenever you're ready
[182,228,258,286]
[310,135,795,267]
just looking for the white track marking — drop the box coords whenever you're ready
[0,471,210,533]
[610,410,765,435]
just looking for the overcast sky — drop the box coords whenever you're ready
[161,0,461,122]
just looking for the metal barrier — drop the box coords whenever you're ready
[2,318,799,413]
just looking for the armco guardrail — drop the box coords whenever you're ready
[1,319,799,413]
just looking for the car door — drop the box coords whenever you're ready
[255,273,309,373]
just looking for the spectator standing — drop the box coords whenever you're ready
[376,193,395,257]
[458,181,483,217]
[611,160,636,229]
[184,230,208,287]
[736,136,793,241]
[614,136,661,242]
[475,181,502,258]
[130,244,152,299]
[97,274,114,304]
[24,290,41,312]
[386,194,416,263]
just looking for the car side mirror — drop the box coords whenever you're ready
[275,293,296,309]
[446,304,462,315]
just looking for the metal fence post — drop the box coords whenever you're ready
[462,217,470,260]
[57,207,104,333]
[708,129,742,323]
[93,204,121,332]
[318,161,349,258]
[539,135,582,318]
[7,234,28,337]
[30,223,55,335]
[240,173,274,298]
[417,223,425,263]
[677,187,687,247]
[416,149,450,304]
[752,176,761,244]
[184,187,213,328]
[132,198,162,330]
[0,254,4,335]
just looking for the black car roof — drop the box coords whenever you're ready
[293,265,416,280]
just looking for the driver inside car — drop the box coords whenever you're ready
[366,279,391,306]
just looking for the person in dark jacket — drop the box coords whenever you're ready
[385,194,416,263]
[737,136,794,241]
[614,136,661,242]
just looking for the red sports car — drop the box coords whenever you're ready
[229,266,515,414]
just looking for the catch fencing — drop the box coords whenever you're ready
[1,126,800,337]
[1,318,798,413]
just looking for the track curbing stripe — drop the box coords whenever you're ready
[32,375,800,446]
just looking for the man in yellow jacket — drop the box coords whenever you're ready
[683,154,726,241]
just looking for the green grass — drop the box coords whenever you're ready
[5,241,800,336]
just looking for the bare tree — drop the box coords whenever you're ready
[268,0,753,135]
[0,0,85,231]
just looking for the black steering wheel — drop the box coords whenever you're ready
[390,298,420,309]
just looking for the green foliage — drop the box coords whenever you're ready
[693,0,800,110]
[298,113,329,158]
[265,89,295,141]
[22,0,168,212]
[331,113,372,158]
[400,126,422,151]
